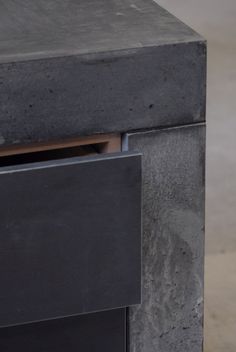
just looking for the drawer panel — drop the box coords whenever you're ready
[0,309,126,352]
[0,152,141,327]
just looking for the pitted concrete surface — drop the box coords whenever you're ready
[126,126,205,352]
[156,1,236,351]
[0,0,206,147]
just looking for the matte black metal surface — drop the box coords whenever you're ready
[0,0,206,147]
[0,309,126,352]
[0,152,141,327]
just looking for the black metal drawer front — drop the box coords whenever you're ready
[0,152,141,327]
[0,309,126,352]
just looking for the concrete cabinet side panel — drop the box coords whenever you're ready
[123,124,205,352]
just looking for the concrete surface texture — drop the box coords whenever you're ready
[156,0,236,351]
[0,0,205,148]
[126,125,205,352]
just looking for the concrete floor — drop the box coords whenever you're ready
[155,1,236,351]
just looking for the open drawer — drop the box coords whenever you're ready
[0,148,141,328]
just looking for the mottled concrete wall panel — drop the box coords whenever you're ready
[124,124,205,352]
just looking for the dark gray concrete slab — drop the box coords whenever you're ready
[0,0,203,63]
[123,124,205,352]
[0,0,206,147]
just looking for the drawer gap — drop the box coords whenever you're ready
[0,134,121,167]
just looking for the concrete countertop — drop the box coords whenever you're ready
[0,0,206,147]
[0,0,202,63]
